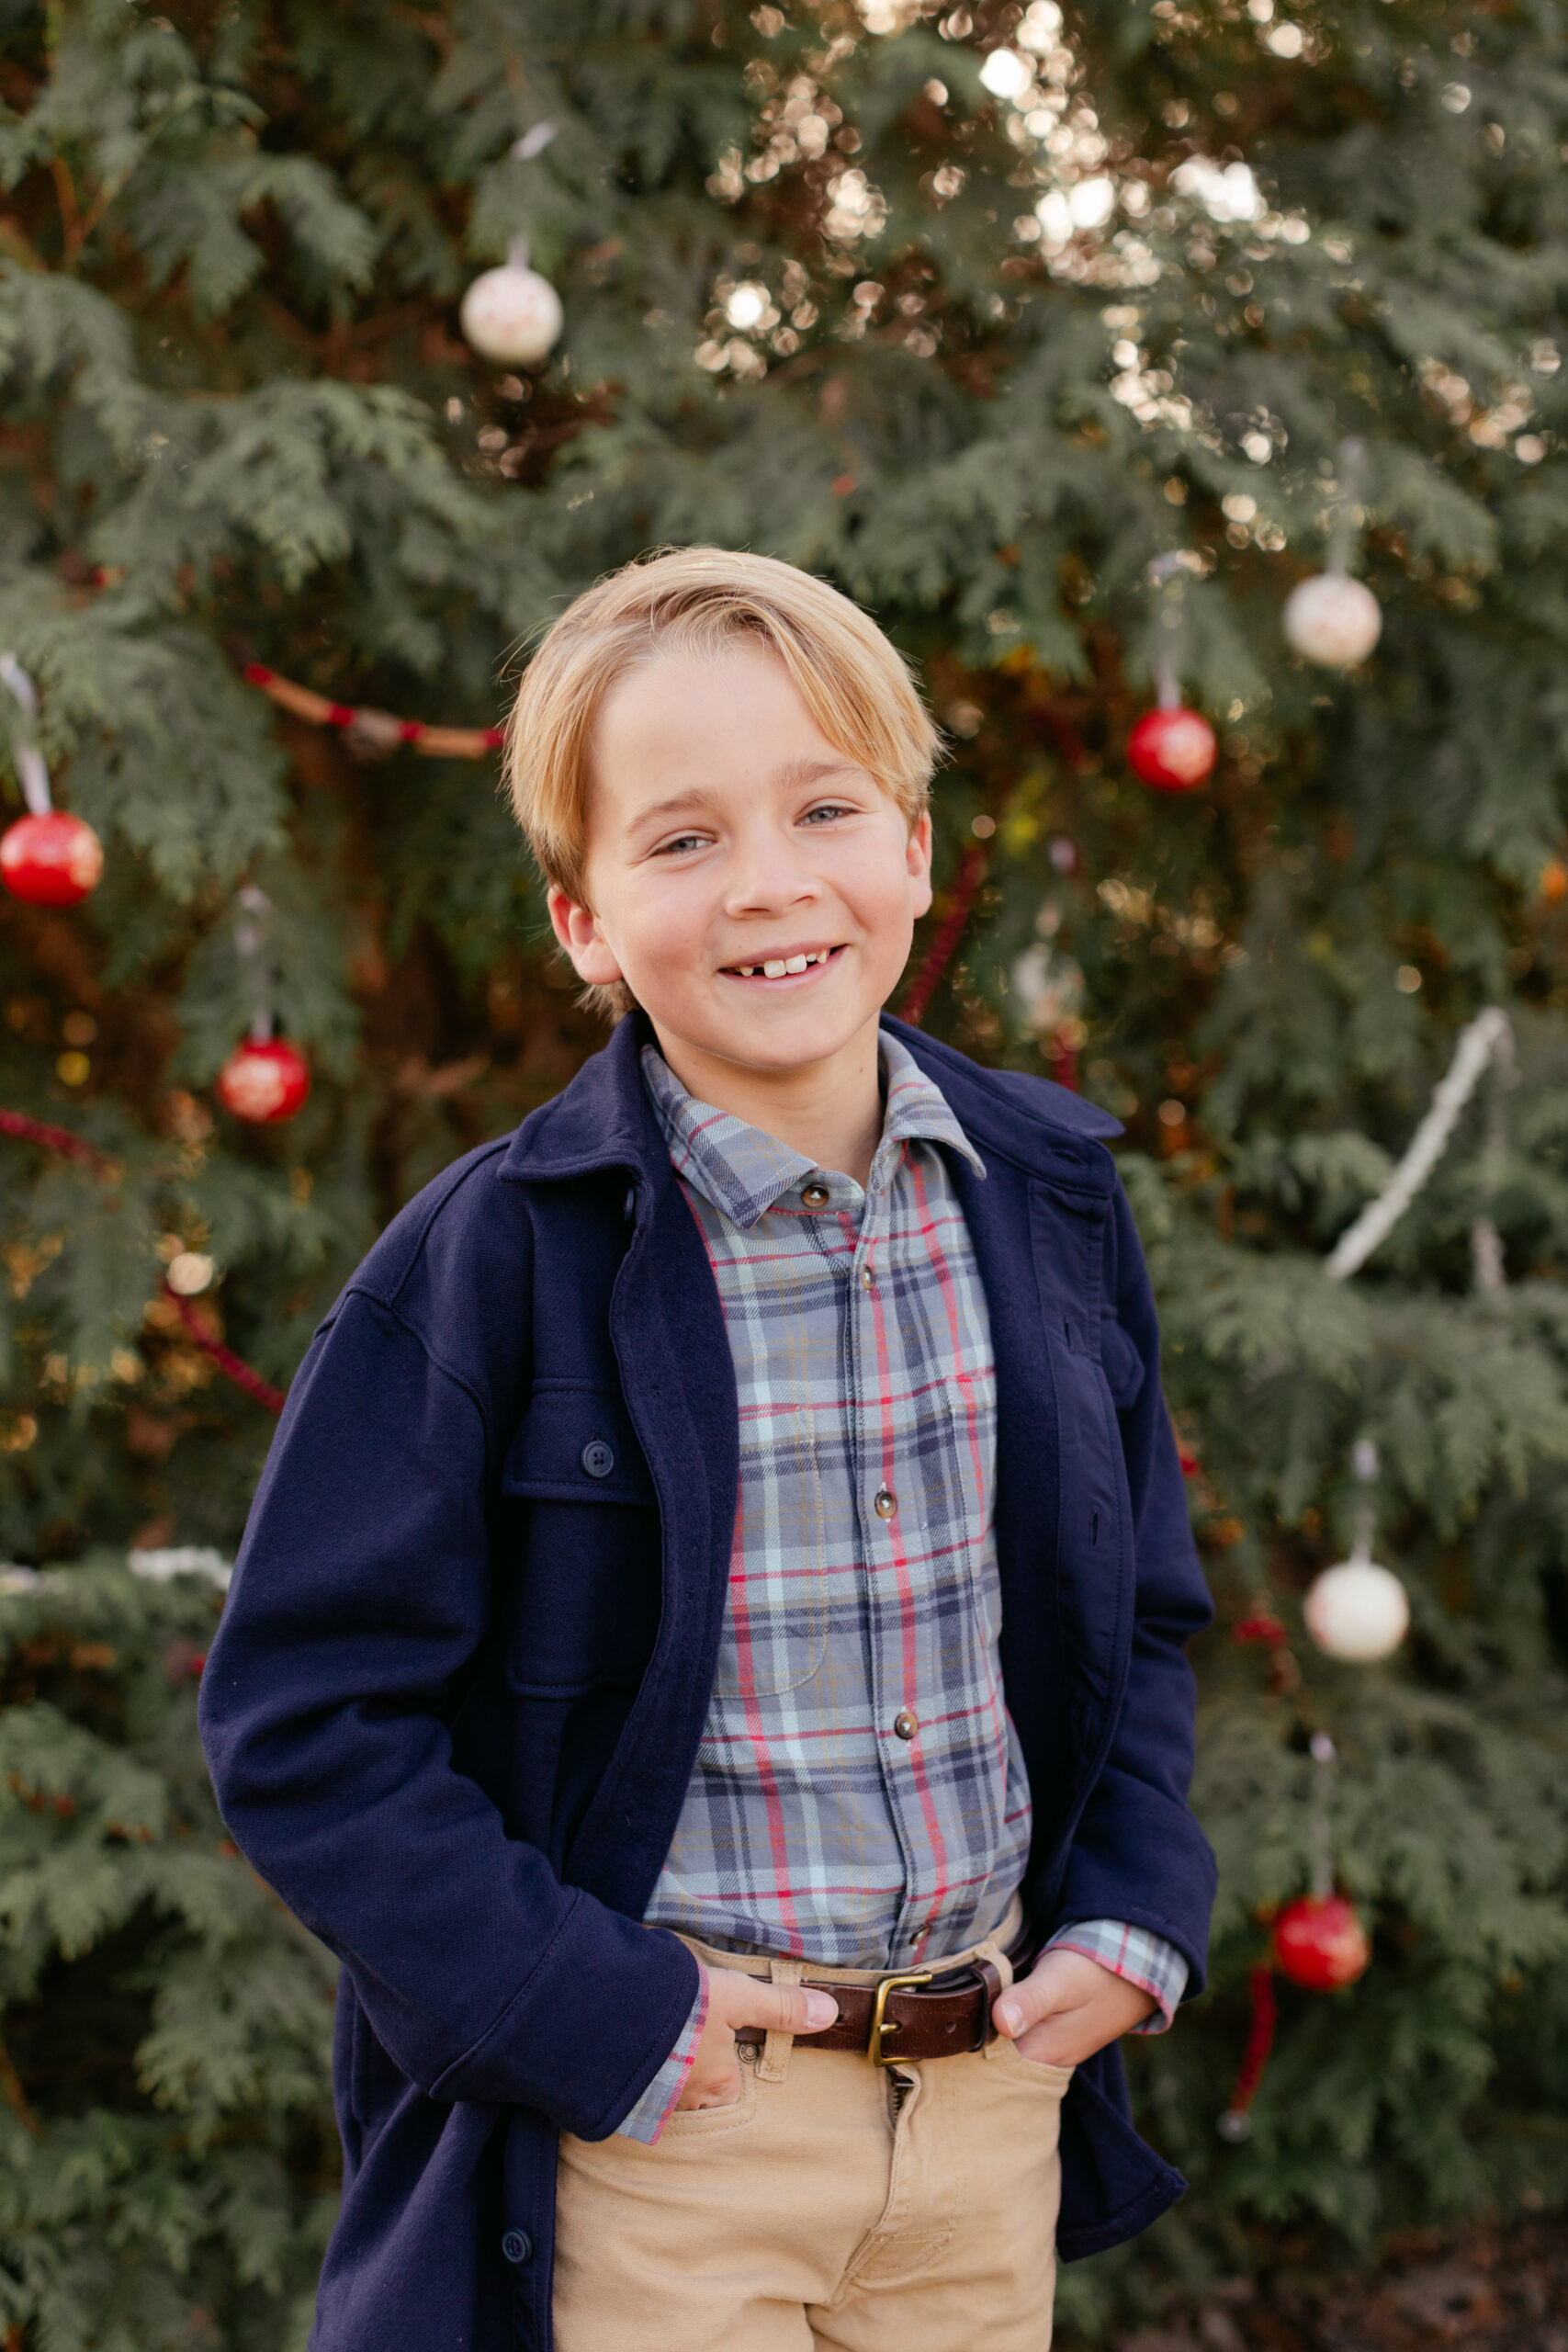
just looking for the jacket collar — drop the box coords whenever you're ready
[639,1031,984,1231]
[498,1008,1121,1193]
[498,1009,660,1186]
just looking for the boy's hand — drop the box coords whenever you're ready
[992,1948,1157,2067]
[676,1968,839,2110]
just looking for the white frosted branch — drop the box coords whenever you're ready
[1325,1007,1511,1282]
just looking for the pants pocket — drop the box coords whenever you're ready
[658,2051,761,2138]
[991,2036,1076,2093]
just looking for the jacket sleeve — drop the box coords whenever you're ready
[1050,1181,1217,1993]
[198,1287,700,2139]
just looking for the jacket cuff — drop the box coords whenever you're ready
[615,1967,709,2143]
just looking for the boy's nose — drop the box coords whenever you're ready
[722,836,822,915]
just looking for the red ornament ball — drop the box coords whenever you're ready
[1128,706,1216,793]
[1273,1895,1371,1992]
[0,809,104,906]
[216,1036,310,1125]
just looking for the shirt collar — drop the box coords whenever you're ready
[640,1033,986,1232]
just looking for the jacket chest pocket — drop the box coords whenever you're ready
[499,1383,661,1695]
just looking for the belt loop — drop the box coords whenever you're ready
[760,1956,803,2084]
[974,1932,1015,2059]
[974,1928,1016,1996]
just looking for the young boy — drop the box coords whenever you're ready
[200,548,1216,2352]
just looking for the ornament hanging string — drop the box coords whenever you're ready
[1324,1007,1513,1282]
[1470,1023,1514,1295]
[0,654,54,817]
[1326,436,1367,576]
[1147,549,1198,713]
[1127,552,1216,793]
[234,886,275,1045]
[1281,439,1383,670]
[214,887,311,1123]
[0,1111,286,1414]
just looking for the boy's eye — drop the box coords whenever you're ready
[651,831,711,857]
[801,802,854,824]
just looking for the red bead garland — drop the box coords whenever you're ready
[1217,1962,1279,2142]
[897,842,989,1026]
[241,662,504,759]
[160,1280,288,1414]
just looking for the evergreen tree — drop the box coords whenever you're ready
[1,0,1566,2342]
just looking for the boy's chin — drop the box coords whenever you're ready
[656,998,884,1078]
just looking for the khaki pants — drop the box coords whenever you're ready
[553,1909,1070,2352]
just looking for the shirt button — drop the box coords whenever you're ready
[894,1709,919,1741]
[874,1487,897,1520]
[860,1267,874,1291]
[581,1440,615,1479]
[801,1182,829,1208]
[501,2228,533,2266]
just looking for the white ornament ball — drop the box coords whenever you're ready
[1303,1556,1409,1663]
[1282,571,1382,668]
[459,263,563,368]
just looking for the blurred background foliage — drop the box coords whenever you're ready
[1,0,1567,2341]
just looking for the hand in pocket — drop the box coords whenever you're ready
[677,1969,839,2110]
[992,1949,1156,2068]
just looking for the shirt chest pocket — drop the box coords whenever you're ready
[498,1383,661,1695]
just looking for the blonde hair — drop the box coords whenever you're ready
[505,548,942,1017]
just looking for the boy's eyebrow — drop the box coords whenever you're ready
[771,754,866,791]
[626,758,867,835]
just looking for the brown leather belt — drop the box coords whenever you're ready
[790,1928,1036,2066]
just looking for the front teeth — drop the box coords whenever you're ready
[729,949,834,978]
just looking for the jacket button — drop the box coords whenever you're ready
[801,1182,829,1208]
[874,1487,897,1520]
[501,2228,532,2266]
[894,1709,919,1741]
[581,1439,615,1479]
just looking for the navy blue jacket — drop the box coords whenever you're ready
[199,1012,1216,2352]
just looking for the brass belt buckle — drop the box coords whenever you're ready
[867,1969,933,2066]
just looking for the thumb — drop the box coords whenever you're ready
[994,1961,1066,2041]
[733,1980,840,2038]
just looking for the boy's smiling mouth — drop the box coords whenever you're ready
[721,944,846,982]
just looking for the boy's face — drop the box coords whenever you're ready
[548,645,932,1088]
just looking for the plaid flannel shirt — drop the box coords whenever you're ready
[619,1036,1187,2142]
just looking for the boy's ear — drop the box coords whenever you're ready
[907,809,934,922]
[547,886,626,987]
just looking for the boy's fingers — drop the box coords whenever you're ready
[732,1982,839,2036]
[992,1990,1032,2038]
[994,1961,1074,2040]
